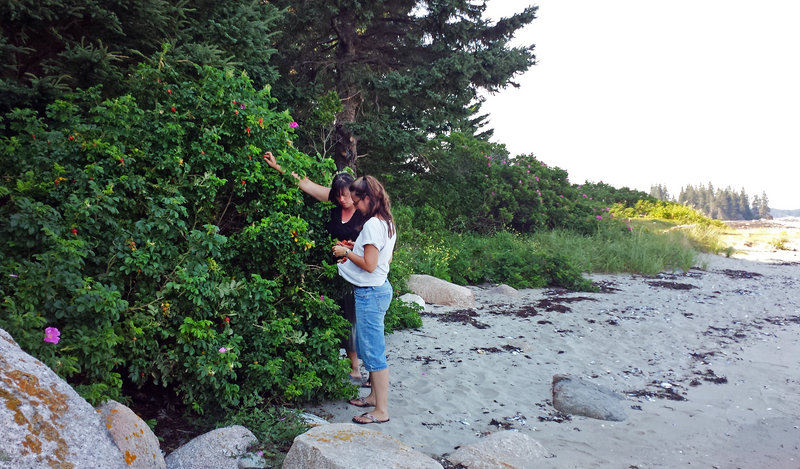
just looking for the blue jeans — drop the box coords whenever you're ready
[353,280,393,372]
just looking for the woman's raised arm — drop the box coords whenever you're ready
[263,151,330,202]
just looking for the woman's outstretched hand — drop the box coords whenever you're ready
[263,151,283,173]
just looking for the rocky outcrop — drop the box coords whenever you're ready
[447,431,554,469]
[282,423,442,469]
[552,374,628,421]
[164,425,257,469]
[97,400,166,468]
[406,274,475,308]
[0,328,127,469]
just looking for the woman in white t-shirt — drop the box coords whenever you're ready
[332,176,396,424]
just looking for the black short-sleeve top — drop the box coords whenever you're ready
[325,206,367,242]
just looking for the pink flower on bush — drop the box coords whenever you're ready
[289,121,299,128]
[44,327,60,344]
[219,347,228,353]
[596,215,603,220]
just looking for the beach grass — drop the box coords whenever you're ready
[402,218,721,284]
[530,221,702,275]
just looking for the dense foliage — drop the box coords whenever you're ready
[0,0,282,115]
[387,134,609,235]
[0,60,420,411]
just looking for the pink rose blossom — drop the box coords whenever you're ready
[289,121,299,128]
[219,347,228,353]
[44,327,60,344]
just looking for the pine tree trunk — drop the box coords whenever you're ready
[334,93,360,171]
[332,9,362,171]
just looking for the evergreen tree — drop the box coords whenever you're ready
[738,188,753,220]
[703,182,717,218]
[266,0,537,171]
[1,0,282,116]
[678,184,696,209]
[751,195,761,219]
[718,189,734,220]
[649,184,670,201]
[1,0,178,113]
[758,191,771,218]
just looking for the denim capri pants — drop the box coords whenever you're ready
[353,280,393,372]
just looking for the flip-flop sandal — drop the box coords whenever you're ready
[348,397,374,408]
[352,412,389,424]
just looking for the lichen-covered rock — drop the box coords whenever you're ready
[165,425,256,469]
[447,431,554,469]
[406,275,475,307]
[282,423,442,469]
[97,400,166,468]
[0,328,126,469]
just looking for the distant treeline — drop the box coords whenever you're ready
[649,184,770,220]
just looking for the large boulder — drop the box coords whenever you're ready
[551,374,628,421]
[0,328,126,468]
[282,423,442,469]
[165,425,256,469]
[97,400,166,468]
[447,431,553,469]
[406,274,475,308]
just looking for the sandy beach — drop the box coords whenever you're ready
[309,220,800,468]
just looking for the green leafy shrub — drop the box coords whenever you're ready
[399,230,595,291]
[0,60,371,411]
[388,134,601,236]
[611,199,726,227]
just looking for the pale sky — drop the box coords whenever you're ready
[482,1,800,210]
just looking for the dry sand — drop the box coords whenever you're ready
[309,219,800,468]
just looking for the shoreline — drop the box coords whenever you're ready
[309,233,800,467]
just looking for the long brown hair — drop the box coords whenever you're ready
[350,175,395,237]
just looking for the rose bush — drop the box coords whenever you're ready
[0,59,412,412]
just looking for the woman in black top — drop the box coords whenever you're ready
[263,151,368,386]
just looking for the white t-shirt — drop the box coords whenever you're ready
[337,217,396,287]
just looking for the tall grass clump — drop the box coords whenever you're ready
[532,223,699,275]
